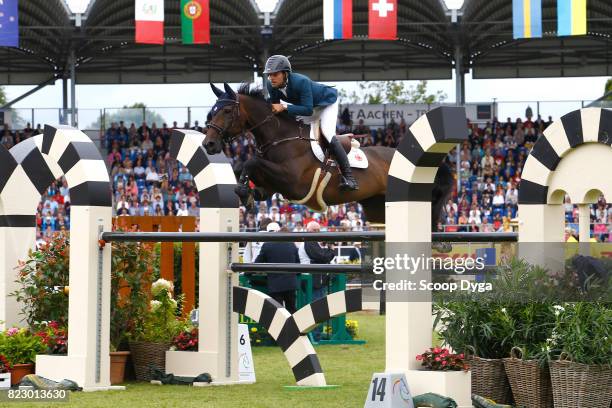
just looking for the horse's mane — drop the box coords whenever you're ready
[237,82,266,102]
[236,82,294,122]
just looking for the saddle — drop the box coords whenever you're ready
[318,133,354,154]
[306,120,368,169]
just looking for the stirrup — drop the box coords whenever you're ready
[339,175,359,191]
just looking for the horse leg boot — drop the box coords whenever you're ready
[235,162,255,209]
[329,136,359,191]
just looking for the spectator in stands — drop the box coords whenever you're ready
[176,201,189,216]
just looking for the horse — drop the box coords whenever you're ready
[203,82,453,226]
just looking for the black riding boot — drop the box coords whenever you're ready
[329,136,359,191]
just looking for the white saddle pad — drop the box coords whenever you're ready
[308,122,369,169]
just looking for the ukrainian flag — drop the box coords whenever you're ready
[513,0,542,39]
[557,0,587,36]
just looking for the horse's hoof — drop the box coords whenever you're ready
[235,184,250,198]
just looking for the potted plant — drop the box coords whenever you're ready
[0,328,46,385]
[548,302,612,408]
[413,347,471,406]
[109,236,150,385]
[129,278,183,381]
[501,303,555,408]
[434,297,514,404]
[0,355,11,389]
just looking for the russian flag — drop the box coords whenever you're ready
[323,0,353,40]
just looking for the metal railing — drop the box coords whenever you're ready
[2,98,597,134]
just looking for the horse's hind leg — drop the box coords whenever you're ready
[358,195,385,224]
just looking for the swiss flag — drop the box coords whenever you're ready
[369,0,397,40]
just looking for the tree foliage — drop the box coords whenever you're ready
[0,86,6,106]
[338,80,447,105]
[605,78,612,100]
[88,102,165,130]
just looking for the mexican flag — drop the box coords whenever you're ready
[135,0,164,44]
[181,0,210,44]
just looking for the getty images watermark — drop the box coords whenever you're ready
[371,253,493,293]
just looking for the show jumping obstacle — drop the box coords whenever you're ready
[0,107,610,394]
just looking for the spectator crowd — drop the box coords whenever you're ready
[1,105,610,244]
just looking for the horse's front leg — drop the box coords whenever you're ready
[235,159,256,210]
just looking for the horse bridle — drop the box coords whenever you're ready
[205,95,277,143]
[205,98,240,142]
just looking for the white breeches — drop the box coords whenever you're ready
[296,100,339,143]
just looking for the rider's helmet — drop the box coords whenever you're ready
[263,55,292,74]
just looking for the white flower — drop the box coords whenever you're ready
[501,308,507,314]
[150,300,162,312]
[169,299,178,310]
[553,305,565,316]
[152,279,174,297]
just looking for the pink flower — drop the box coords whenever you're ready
[6,328,19,336]
[442,361,447,366]
[416,355,423,361]
[48,321,59,330]
[433,347,441,354]
[434,357,441,362]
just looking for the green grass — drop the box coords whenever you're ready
[19,312,385,408]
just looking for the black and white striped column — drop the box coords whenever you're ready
[519,107,612,243]
[36,125,113,390]
[165,129,242,384]
[234,287,363,386]
[383,107,467,388]
[0,126,113,390]
[0,135,62,329]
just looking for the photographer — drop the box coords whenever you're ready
[255,223,300,313]
[299,221,335,341]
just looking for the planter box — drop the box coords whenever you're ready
[406,370,471,408]
[0,372,11,389]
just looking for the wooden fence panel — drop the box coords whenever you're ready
[112,216,197,316]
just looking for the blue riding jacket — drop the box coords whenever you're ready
[266,72,337,117]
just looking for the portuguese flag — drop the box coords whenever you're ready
[181,0,210,44]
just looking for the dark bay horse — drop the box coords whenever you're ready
[203,83,453,225]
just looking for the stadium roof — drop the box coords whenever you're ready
[0,0,610,86]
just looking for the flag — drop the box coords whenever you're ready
[323,0,352,40]
[557,0,586,36]
[368,0,396,40]
[135,0,164,44]
[512,0,542,39]
[0,0,19,47]
[181,0,210,44]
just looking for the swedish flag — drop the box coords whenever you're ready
[513,0,542,39]
[557,0,587,36]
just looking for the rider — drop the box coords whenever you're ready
[263,55,359,191]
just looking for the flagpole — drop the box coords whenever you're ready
[70,48,77,128]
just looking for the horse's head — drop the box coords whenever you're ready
[204,83,243,154]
